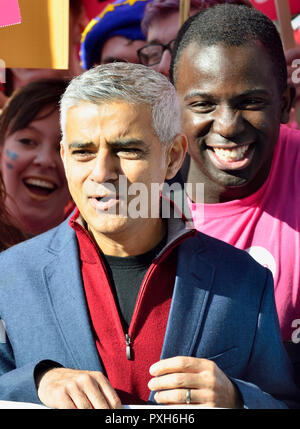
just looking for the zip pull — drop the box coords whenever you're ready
[125,334,132,360]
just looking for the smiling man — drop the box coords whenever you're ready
[170,4,300,385]
[0,63,299,409]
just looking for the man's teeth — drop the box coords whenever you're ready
[213,145,249,162]
[24,178,55,189]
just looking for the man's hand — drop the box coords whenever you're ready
[37,367,122,409]
[148,356,243,408]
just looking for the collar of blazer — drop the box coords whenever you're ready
[42,203,214,380]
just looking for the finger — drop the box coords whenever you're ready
[154,388,214,406]
[93,373,122,409]
[150,356,213,377]
[69,372,115,409]
[85,388,110,409]
[53,393,77,409]
[76,376,110,409]
[68,386,94,409]
[148,372,200,392]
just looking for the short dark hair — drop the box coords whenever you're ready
[141,0,253,35]
[170,4,287,94]
[0,79,69,146]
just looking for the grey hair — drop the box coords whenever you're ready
[60,62,181,145]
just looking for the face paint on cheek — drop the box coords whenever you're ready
[4,161,14,169]
[6,149,19,161]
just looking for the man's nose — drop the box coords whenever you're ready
[89,149,119,183]
[155,50,171,78]
[212,105,245,139]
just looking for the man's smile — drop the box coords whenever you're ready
[204,142,256,171]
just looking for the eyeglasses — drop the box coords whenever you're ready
[137,39,176,66]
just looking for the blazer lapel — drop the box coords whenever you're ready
[42,222,102,372]
[160,245,215,359]
[148,241,215,403]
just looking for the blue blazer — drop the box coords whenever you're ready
[0,219,299,408]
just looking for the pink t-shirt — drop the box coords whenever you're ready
[188,125,300,342]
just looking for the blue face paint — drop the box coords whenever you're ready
[6,149,18,161]
[4,161,13,169]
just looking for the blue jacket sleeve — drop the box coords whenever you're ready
[0,337,41,404]
[0,335,61,404]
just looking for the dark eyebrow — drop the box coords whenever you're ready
[68,139,147,150]
[234,89,271,98]
[146,39,163,45]
[107,138,147,148]
[68,141,96,150]
[183,91,215,102]
[184,88,271,102]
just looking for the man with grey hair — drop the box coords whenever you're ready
[0,63,299,409]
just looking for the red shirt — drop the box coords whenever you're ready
[69,209,192,404]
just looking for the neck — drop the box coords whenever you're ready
[187,158,272,204]
[88,218,167,257]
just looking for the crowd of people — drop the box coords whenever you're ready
[0,0,299,409]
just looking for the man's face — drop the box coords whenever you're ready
[100,36,146,64]
[146,9,200,78]
[175,42,291,199]
[61,101,181,240]
[146,11,180,78]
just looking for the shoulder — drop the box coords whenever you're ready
[177,232,273,310]
[278,124,300,150]
[181,229,251,256]
[0,218,75,266]
[179,230,270,283]
[0,219,78,306]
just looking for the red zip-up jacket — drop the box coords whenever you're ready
[69,208,195,404]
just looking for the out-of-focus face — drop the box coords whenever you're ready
[146,11,179,78]
[61,100,185,255]
[145,8,201,78]
[99,36,146,64]
[1,107,71,235]
[175,42,292,202]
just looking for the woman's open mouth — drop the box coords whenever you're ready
[23,177,58,201]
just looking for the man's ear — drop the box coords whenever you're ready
[280,84,296,124]
[165,133,188,181]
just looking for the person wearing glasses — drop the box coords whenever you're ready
[138,0,252,78]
